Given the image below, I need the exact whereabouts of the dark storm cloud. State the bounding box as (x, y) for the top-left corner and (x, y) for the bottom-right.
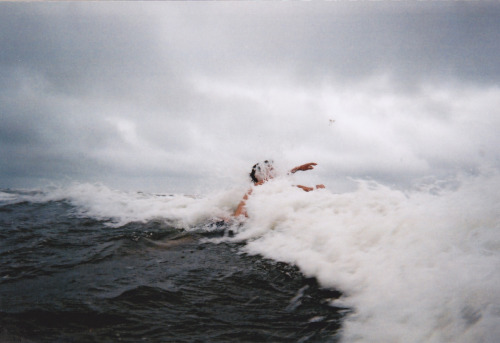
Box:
(2, 2), (499, 105)
(163, 2), (500, 87)
(3, 2), (500, 93)
(1, 2), (499, 192)
(0, 3), (187, 188)
(0, 3), (180, 97)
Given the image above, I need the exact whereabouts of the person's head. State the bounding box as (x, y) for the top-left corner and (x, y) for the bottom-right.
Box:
(250, 160), (275, 184)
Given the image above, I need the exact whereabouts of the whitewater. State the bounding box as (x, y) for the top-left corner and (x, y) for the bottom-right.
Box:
(2, 170), (499, 342)
(239, 173), (500, 343)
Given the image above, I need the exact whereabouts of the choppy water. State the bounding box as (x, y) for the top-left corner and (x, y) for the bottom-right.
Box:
(0, 190), (344, 342)
(1, 172), (500, 342)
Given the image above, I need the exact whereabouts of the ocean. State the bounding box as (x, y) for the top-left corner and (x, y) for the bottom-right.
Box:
(1, 173), (499, 342)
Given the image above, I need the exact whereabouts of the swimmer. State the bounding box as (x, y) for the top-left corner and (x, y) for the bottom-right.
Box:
(233, 160), (325, 217)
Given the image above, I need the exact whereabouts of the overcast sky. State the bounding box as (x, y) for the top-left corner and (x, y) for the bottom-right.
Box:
(1, 2), (499, 193)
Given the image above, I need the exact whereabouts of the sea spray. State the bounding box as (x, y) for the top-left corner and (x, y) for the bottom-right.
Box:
(235, 173), (500, 343)
(24, 182), (243, 228)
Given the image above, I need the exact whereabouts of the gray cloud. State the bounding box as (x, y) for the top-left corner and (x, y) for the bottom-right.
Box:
(156, 2), (500, 86)
(1, 2), (499, 192)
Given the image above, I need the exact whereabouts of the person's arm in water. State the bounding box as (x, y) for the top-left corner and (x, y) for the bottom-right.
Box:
(233, 190), (251, 217)
(234, 182), (325, 217)
(290, 163), (325, 192)
(233, 178), (270, 217)
(296, 184), (325, 192)
(290, 162), (317, 174)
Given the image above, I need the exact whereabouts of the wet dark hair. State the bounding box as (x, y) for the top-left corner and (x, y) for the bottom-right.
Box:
(249, 160), (273, 183)
(250, 164), (259, 183)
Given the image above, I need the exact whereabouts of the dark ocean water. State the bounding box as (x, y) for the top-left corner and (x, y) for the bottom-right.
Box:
(0, 192), (345, 342)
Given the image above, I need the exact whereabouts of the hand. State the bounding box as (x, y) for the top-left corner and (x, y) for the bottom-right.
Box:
(316, 184), (325, 189)
(296, 185), (314, 192)
(291, 162), (317, 173)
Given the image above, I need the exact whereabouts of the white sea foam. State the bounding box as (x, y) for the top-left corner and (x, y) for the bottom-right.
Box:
(20, 171), (500, 342)
(236, 173), (500, 343)
(34, 182), (242, 228)
(0, 191), (19, 205)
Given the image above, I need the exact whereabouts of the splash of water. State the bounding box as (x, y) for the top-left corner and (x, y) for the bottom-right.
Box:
(236, 173), (500, 343)
(6, 171), (499, 342)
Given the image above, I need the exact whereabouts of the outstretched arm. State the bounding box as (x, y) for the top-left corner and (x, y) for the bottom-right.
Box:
(291, 163), (324, 192)
(290, 162), (317, 174)
(296, 184), (325, 192)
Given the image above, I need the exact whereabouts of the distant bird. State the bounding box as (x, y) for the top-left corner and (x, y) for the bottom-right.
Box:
(329, 119), (335, 126)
